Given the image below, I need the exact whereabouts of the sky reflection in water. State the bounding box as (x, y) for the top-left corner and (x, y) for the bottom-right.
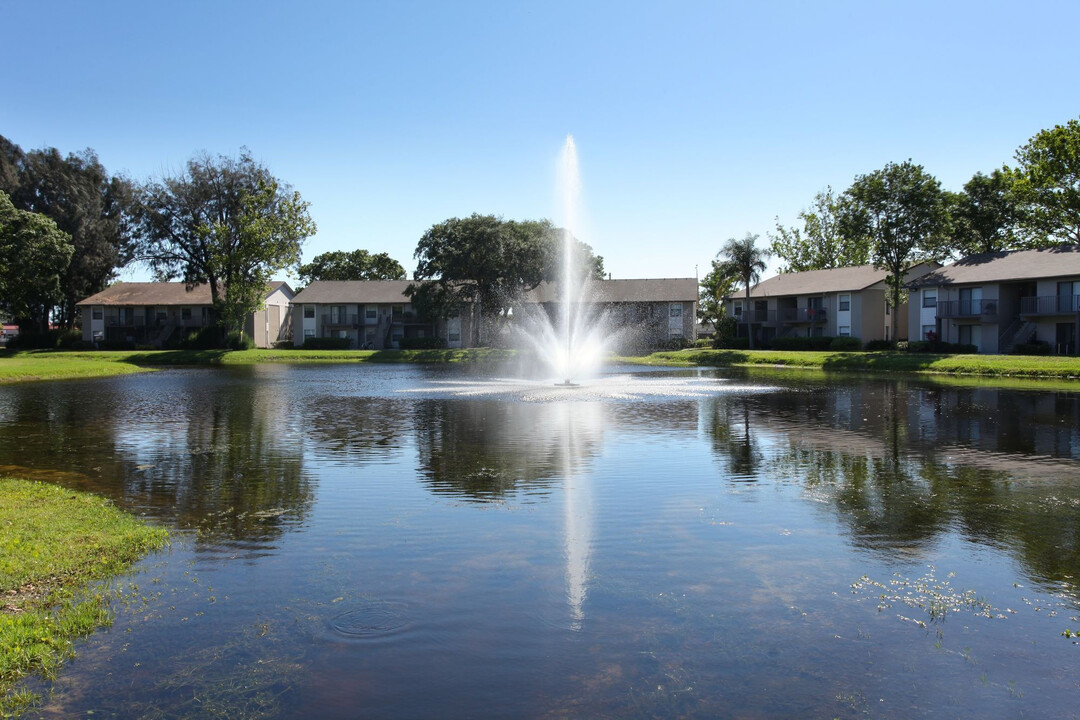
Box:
(2, 365), (1079, 718)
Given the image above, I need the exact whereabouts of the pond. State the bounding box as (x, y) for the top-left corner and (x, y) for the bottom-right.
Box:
(5, 364), (1080, 718)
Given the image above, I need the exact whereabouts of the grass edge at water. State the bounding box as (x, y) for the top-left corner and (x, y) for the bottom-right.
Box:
(0, 478), (169, 715)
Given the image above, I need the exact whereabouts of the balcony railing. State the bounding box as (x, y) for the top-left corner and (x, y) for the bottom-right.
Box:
(1019, 295), (1080, 316)
(734, 309), (775, 324)
(936, 299), (999, 319)
(322, 313), (359, 328)
(781, 307), (828, 323)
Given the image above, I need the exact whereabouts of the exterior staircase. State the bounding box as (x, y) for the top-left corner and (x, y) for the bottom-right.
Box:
(999, 320), (1036, 354)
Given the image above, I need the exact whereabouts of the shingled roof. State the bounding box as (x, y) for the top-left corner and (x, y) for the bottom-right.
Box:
(526, 278), (698, 304)
(730, 262), (938, 299)
(291, 280), (417, 304)
(908, 246), (1080, 287)
(77, 282), (290, 306)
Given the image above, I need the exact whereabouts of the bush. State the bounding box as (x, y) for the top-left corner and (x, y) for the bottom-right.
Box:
(398, 336), (446, 350)
(770, 336), (834, 351)
(715, 336), (749, 349)
(905, 340), (978, 354)
(694, 338), (713, 348)
(179, 326), (223, 349)
(1011, 341), (1051, 355)
(302, 336), (353, 350)
(664, 337), (692, 350)
(7, 328), (83, 349)
(224, 331), (252, 351)
(829, 336), (862, 351)
(864, 339), (896, 352)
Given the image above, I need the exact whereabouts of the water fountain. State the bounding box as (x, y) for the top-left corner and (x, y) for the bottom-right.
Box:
(515, 135), (610, 385)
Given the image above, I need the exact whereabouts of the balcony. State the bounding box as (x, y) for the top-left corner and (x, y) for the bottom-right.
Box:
(936, 299), (998, 320)
(322, 313), (359, 328)
(781, 307), (828, 324)
(1019, 295), (1080, 316)
(733, 309), (776, 324)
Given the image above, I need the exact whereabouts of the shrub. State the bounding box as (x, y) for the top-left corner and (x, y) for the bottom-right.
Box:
(302, 336), (353, 350)
(716, 336), (749, 349)
(399, 336), (445, 350)
(713, 316), (737, 346)
(7, 328), (83, 349)
(664, 337), (692, 350)
(771, 336), (834, 351)
(694, 338), (713, 348)
(1011, 341), (1051, 355)
(829, 336), (862, 351)
(864, 339), (895, 351)
(904, 340), (978, 354)
(180, 327), (217, 349)
(224, 331), (253, 351)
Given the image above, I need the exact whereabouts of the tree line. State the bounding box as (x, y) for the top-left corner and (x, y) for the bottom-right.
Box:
(0, 134), (602, 348)
(700, 116), (1080, 345)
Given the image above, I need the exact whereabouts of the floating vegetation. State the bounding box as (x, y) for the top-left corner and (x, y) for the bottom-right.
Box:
(850, 566), (1001, 628)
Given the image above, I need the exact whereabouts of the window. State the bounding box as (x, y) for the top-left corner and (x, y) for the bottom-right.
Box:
(733, 302), (742, 317)
(838, 294), (850, 312)
(304, 328), (315, 338)
(670, 305), (682, 317)
(885, 303), (890, 315)
(922, 290), (937, 308)
(303, 305), (315, 319)
(958, 325), (972, 345)
(92, 307), (103, 320)
(448, 333), (460, 342)
(181, 307), (192, 320)
(838, 325), (850, 336)
(366, 308), (377, 319)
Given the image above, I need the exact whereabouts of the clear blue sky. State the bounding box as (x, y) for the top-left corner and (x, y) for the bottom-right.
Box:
(3, 0), (1078, 284)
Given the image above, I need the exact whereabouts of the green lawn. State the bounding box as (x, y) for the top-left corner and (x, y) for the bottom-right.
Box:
(628, 348), (1080, 379)
(3, 346), (1080, 384)
(0, 479), (168, 714)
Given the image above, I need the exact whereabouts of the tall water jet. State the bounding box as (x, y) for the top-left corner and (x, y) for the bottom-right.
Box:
(517, 135), (609, 383)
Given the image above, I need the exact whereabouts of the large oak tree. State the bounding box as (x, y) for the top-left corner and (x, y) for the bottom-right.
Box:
(407, 214), (602, 346)
(0, 191), (74, 336)
(839, 160), (948, 343)
(131, 149), (316, 342)
(0, 136), (133, 328)
(298, 249), (406, 285)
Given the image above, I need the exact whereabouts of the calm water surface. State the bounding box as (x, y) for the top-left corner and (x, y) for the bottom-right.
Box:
(4, 364), (1080, 718)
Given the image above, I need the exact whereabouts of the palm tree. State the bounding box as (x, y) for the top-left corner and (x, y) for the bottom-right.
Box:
(718, 233), (770, 349)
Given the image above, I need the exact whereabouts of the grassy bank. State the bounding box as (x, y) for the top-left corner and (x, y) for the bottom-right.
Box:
(0, 347), (514, 383)
(627, 348), (1080, 380)
(0, 479), (168, 714)
(4, 346), (1080, 383)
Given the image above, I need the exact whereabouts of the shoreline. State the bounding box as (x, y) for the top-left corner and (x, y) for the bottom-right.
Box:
(1, 347), (1079, 384)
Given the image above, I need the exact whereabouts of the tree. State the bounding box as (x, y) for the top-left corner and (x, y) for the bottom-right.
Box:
(770, 187), (870, 272)
(945, 169), (1024, 257)
(0, 136), (134, 328)
(1010, 117), (1080, 244)
(715, 233), (769, 349)
(407, 214), (602, 345)
(697, 259), (739, 345)
(0, 191), (74, 336)
(840, 160), (948, 343)
(131, 149), (316, 341)
(298, 249), (406, 284)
